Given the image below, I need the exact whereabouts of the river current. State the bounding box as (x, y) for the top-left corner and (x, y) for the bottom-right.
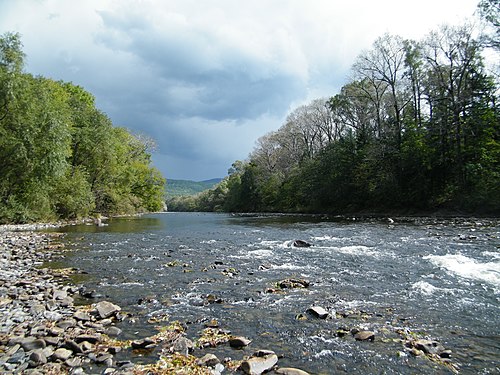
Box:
(51, 212), (499, 374)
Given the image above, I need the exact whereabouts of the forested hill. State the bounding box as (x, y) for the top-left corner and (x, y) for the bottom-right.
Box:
(169, 12), (500, 214)
(166, 179), (222, 197)
(0, 32), (166, 223)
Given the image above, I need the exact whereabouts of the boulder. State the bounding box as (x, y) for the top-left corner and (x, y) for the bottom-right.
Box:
(239, 350), (278, 375)
(95, 301), (121, 319)
(414, 339), (446, 355)
(171, 337), (193, 355)
(293, 240), (312, 248)
(307, 306), (329, 319)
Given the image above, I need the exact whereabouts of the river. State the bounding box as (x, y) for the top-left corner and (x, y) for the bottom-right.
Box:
(50, 212), (500, 374)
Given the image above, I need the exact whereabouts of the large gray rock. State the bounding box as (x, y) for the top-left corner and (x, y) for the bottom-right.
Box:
(307, 306), (329, 319)
(414, 339), (446, 355)
(239, 350), (278, 375)
(171, 337), (193, 355)
(95, 301), (121, 319)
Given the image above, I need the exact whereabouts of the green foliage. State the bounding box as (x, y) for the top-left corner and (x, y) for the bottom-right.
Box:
(0, 32), (165, 223)
(174, 22), (499, 215)
(166, 179), (222, 198)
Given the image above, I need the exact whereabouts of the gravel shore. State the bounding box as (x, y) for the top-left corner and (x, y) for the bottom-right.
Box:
(0, 228), (137, 374)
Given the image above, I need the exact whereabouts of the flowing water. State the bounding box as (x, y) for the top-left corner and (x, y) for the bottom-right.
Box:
(51, 212), (499, 374)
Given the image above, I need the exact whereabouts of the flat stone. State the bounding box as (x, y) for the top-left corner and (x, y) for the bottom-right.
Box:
(56, 319), (77, 330)
(131, 337), (156, 349)
(95, 301), (121, 319)
(51, 348), (73, 361)
(229, 336), (252, 348)
(44, 336), (60, 347)
(414, 339), (445, 355)
(21, 337), (46, 351)
(307, 306), (329, 319)
(73, 311), (92, 321)
(7, 349), (26, 364)
(65, 357), (83, 367)
(354, 330), (375, 341)
(52, 289), (68, 300)
(105, 326), (122, 336)
(196, 353), (220, 367)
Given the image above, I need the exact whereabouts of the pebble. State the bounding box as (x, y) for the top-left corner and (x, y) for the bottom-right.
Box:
(0, 230), (125, 374)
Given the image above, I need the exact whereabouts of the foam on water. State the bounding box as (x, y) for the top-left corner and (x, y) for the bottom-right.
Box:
(410, 280), (440, 295)
(424, 253), (500, 289)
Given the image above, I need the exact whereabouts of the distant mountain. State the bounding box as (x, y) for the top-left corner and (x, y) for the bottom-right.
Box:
(166, 178), (223, 197)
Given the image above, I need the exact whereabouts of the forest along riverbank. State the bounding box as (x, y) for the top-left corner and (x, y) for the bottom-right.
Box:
(0, 228), (314, 375)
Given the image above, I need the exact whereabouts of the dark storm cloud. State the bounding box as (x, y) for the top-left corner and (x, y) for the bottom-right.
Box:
(95, 10), (306, 122)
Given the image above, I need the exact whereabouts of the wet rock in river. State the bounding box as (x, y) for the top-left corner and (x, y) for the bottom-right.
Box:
(229, 336), (252, 348)
(131, 337), (156, 350)
(105, 326), (122, 337)
(292, 240), (312, 248)
(277, 278), (310, 289)
(353, 330), (375, 341)
(239, 350), (278, 374)
(307, 306), (329, 319)
(412, 339), (447, 355)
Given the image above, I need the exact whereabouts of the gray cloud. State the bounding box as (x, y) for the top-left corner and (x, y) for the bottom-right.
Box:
(0, 0), (478, 180)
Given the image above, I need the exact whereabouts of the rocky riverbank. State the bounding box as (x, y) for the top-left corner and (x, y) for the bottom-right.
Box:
(0, 228), (316, 375)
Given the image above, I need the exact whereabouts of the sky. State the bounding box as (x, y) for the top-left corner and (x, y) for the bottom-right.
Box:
(0, 0), (480, 181)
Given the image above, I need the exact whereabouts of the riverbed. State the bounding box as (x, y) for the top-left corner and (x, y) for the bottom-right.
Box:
(49, 212), (500, 374)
